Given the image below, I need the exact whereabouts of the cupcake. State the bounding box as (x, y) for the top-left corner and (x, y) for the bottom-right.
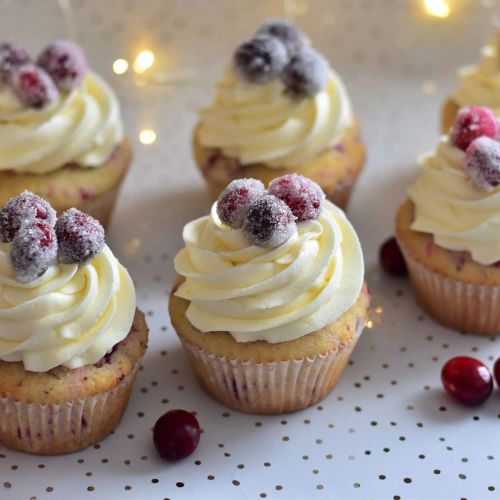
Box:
(193, 19), (365, 210)
(396, 106), (500, 335)
(442, 31), (500, 131)
(0, 40), (131, 227)
(0, 192), (148, 454)
(169, 175), (370, 414)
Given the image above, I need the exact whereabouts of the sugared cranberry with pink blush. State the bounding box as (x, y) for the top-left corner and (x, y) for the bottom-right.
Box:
(451, 106), (498, 151)
(268, 173), (325, 222)
(379, 237), (407, 276)
(55, 208), (104, 264)
(243, 195), (296, 248)
(217, 178), (266, 229)
(153, 409), (200, 461)
(0, 41), (30, 81)
(0, 191), (56, 243)
(465, 136), (500, 191)
(37, 40), (88, 92)
(10, 222), (58, 283)
(10, 64), (59, 109)
(441, 356), (493, 406)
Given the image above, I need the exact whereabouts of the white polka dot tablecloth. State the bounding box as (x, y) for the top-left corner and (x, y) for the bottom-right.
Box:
(1, 0), (500, 499)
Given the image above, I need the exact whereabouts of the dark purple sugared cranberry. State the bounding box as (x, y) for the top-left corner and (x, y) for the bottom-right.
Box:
(243, 195), (296, 248)
(234, 34), (288, 84)
(217, 178), (266, 229)
(465, 136), (500, 191)
(441, 356), (493, 406)
(268, 173), (325, 222)
(280, 49), (328, 99)
(10, 222), (57, 282)
(55, 208), (105, 264)
(0, 41), (30, 81)
(379, 237), (407, 276)
(37, 40), (88, 92)
(494, 358), (500, 387)
(153, 410), (200, 461)
(256, 19), (309, 56)
(10, 64), (59, 109)
(451, 106), (498, 151)
(0, 191), (56, 243)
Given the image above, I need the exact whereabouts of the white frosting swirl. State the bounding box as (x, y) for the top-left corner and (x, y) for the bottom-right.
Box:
(453, 31), (500, 113)
(198, 65), (353, 169)
(174, 201), (364, 343)
(0, 72), (123, 174)
(409, 136), (500, 265)
(0, 245), (136, 372)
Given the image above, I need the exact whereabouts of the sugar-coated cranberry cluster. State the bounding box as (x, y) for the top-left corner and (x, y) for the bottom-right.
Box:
(0, 192), (104, 282)
(451, 106), (500, 191)
(233, 19), (327, 99)
(216, 174), (325, 248)
(0, 40), (87, 109)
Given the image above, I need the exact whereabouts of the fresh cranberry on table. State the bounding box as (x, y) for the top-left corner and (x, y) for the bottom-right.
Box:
(379, 237), (407, 276)
(441, 356), (493, 406)
(153, 410), (200, 461)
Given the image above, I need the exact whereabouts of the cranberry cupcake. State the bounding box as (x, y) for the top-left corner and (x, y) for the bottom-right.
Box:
(442, 31), (500, 131)
(396, 106), (500, 335)
(193, 20), (365, 209)
(0, 41), (131, 227)
(0, 192), (148, 454)
(169, 175), (370, 414)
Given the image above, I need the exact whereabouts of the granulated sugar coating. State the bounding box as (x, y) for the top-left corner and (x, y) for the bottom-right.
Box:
(0, 41), (30, 81)
(216, 178), (266, 229)
(268, 173), (325, 221)
(243, 194), (296, 248)
(451, 106), (498, 151)
(10, 64), (59, 109)
(10, 221), (57, 282)
(55, 208), (105, 264)
(0, 191), (56, 243)
(465, 136), (500, 191)
(256, 19), (309, 57)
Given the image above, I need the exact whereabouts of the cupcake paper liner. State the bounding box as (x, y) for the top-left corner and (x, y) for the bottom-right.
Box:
(399, 243), (500, 335)
(180, 322), (365, 415)
(0, 366), (138, 455)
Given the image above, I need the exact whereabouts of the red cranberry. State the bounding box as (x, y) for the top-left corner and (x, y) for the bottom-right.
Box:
(37, 40), (88, 92)
(451, 106), (498, 151)
(465, 136), (500, 191)
(494, 359), (500, 387)
(243, 195), (296, 248)
(379, 237), (407, 276)
(55, 208), (105, 264)
(441, 356), (493, 406)
(0, 41), (30, 81)
(268, 173), (325, 222)
(153, 410), (200, 461)
(0, 191), (56, 243)
(10, 64), (59, 109)
(10, 222), (58, 283)
(217, 178), (266, 229)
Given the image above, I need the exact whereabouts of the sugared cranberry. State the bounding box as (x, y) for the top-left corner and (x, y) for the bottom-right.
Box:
(10, 222), (57, 282)
(268, 173), (325, 222)
(0, 191), (56, 243)
(55, 208), (105, 264)
(465, 136), (500, 191)
(37, 40), (88, 92)
(256, 19), (309, 56)
(10, 64), (59, 109)
(379, 237), (407, 276)
(441, 356), (493, 406)
(451, 106), (498, 151)
(217, 178), (266, 229)
(243, 195), (296, 248)
(0, 41), (30, 81)
(234, 34), (288, 84)
(153, 410), (200, 461)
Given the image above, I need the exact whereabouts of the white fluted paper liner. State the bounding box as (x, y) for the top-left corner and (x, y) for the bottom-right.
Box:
(181, 322), (364, 415)
(400, 244), (500, 335)
(0, 367), (138, 455)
